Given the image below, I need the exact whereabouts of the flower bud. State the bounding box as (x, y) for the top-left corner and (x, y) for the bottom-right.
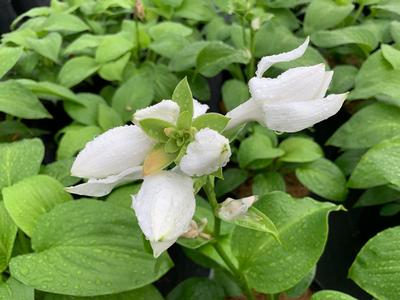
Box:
(217, 196), (258, 221)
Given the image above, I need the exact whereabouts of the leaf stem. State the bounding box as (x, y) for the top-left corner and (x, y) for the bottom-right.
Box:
(204, 176), (256, 300)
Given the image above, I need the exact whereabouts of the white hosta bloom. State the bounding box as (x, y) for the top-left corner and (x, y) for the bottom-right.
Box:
(226, 37), (348, 132)
(66, 125), (154, 197)
(217, 196), (258, 221)
(133, 99), (209, 125)
(180, 128), (231, 176)
(132, 171), (195, 258)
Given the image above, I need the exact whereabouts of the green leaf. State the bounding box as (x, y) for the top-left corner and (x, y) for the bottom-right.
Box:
(98, 53), (130, 82)
(0, 120), (46, 143)
(192, 113), (230, 133)
(335, 149), (366, 176)
(0, 47), (23, 79)
(0, 81), (51, 119)
(26, 33), (62, 63)
(0, 202), (17, 272)
(0, 277), (34, 300)
(222, 206), (280, 238)
(304, 0), (354, 34)
(17, 80), (81, 104)
(43, 13), (89, 33)
(238, 133), (284, 169)
(252, 172), (286, 196)
(0, 138), (44, 190)
(139, 119), (174, 142)
(373, 1), (400, 17)
(329, 65), (358, 94)
(172, 77), (194, 117)
(221, 79), (249, 111)
(232, 192), (338, 294)
(64, 93), (105, 126)
(177, 111), (192, 129)
(149, 34), (189, 59)
(167, 277), (224, 300)
(215, 168), (248, 197)
(328, 103), (400, 149)
(348, 136), (400, 188)
(197, 42), (250, 77)
(95, 34), (133, 64)
(3, 175), (72, 237)
(355, 185), (400, 207)
(173, 0), (215, 21)
(380, 202), (400, 216)
(285, 266), (316, 298)
(311, 21), (388, 51)
(41, 158), (80, 187)
(97, 104), (123, 131)
(9, 200), (172, 296)
(349, 50), (400, 105)
(296, 158), (348, 201)
(169, 41), (209, 72)
(56, 125), (102, 160)
(381, 44), (400, 69)
(42, 285), (164, 300)
(279, 137), (323, 163)
(311, 290), (357, 300)
(349, 226), (400, 299)
(106, 184), (141, 209)
(58, 56), (99, 88)
(149, 22), (192, 40)
(112, 74), (154, 122)
(64, 34), (102, 56)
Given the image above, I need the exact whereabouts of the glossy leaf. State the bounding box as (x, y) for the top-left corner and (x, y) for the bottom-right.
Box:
(172, 77), (193, 117)
(3, 175), (72, 237)
(279, 137), (323, 163)
(192, 113), (230, 133)
(10, 200), (172, 296)
(0, 202), (17, 272)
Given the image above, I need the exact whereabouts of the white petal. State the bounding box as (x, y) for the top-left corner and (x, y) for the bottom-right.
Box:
(71, 125), (154, 179)
(193, 99), (209, 118)
(225, 98), (263, 131)
(132, 171), (195, 257)
(150, 240), (176, 258)
(133, 100), (180, 125)
(180, 128), (231, 176)
(263, 93), (347, 132)
(66, 166), (143, 197)
(250, 64), (331, 103)
(255, 37), (309, 78)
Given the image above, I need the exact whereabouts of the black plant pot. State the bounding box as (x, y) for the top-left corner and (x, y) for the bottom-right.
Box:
(0, 0), (16, 34)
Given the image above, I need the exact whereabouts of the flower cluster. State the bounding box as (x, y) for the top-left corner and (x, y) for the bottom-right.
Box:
(67, 37), (347, 257)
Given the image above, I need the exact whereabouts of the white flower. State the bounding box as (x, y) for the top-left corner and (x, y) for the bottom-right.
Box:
(225, 37), (348, 132)
(217, 196), (258, 221)
(132, 171), (195, 258)
(133, 99), (209, 125)
(179, 128), (231, 176)
(66, 125), (154, 197)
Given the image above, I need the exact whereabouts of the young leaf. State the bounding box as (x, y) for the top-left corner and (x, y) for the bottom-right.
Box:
(0, 47), (23, 79)
(3, 175), (72, 237)
(143, 144), (178, 175)
(58, 56), (99, 88)
(139, 118), (174, 142)
(279, 137), (323, 163)
(192, 113), (230, 133)
(296, 158), (348, 202)
(0, 138), (44, 190)
(177, 111), (192, 129)
(349, 226), (400, 300)
(0, 81), (51, 119)
(172, 77), (194, 117)
(0, 203), (17, 273)
(9, 200), (172, 296)
(26, 33), (62, 63)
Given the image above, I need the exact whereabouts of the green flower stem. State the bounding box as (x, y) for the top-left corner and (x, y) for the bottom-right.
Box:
(204, 176), (256, 300)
